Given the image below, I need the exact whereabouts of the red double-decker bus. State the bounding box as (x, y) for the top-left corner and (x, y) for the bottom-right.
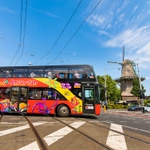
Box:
(0, 64), (101, 117)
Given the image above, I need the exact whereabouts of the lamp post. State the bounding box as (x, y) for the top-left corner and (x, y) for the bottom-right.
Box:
(104, 69), (107, 106)
(28, 62), (31, 65)
(137, 63), (145, 112)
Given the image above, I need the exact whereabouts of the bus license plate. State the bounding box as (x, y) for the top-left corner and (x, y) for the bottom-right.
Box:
(85, 106), (94, 109)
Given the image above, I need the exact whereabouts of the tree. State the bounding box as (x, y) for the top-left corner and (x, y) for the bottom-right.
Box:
(131, 77), (146, 98)
(97, 75), (121, 102)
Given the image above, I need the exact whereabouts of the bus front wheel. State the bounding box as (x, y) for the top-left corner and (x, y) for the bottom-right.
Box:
(57, 105), (70, 117)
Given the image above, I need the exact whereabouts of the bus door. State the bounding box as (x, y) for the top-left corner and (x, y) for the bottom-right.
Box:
(10, 87), (28, 113)
(82, 85), (95, 114)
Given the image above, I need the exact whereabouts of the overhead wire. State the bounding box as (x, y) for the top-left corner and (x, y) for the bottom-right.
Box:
(9, 0), (23, 66)
(32, 0), (83, 65)
(49, 0), (103, 65)
(15, 0), (28, 65)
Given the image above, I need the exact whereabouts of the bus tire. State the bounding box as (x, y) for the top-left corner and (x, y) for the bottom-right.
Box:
(57, 105), (70, 117)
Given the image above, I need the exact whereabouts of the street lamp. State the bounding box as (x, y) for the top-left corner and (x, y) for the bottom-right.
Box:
(28, 62), (31, 65)
(137, 63), (145, 113)
(104, 69), (107, 105)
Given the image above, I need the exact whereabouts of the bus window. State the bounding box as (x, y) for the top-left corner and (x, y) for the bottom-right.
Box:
(42, 89), (54, 99)
(84, 87), (94, 104)
(58, 73), (68, 79)
(20, 87), (28, 103)
(82, 74), (88, 78)
(30, 72), (36, 77)
(0, 70), (12, 77)
(74, 71), (81, 78)
(29, 89), (42, 99)
(11, 87), (19, 104)
(69, 68), (83, 79)
(52, 67), (68, 79)
(68, 73), (73, 79)
(55, 73), (62, 78)
(13, 68), (28, 78)
(0, 88), (10, 99)
(28, 68), (44, 77)
(71, 88), (82, 99)
(42, 89), (66, 100)
(44, 70), (53, 78)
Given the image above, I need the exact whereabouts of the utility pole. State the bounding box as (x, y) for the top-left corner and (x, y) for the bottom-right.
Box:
(104, 69), (107, 105)
(137, 63), (145, 112)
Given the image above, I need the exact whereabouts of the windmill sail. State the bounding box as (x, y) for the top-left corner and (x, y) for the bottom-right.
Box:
(122, 46), (125, 62)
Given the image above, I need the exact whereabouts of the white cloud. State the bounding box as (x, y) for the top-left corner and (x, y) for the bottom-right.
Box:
(146, 76), (150, 80)
(105, 26), (150, 52)
(132, 5), (138, 14)
(98, 30), (111, 37)
(148, 1), (150, 6)
(147, 9), (150, 13)
(119, 13), (125, 21)
(104, 26), (150, 69)
(87, 14), (105, 27)
(31, 8), (64, 20)
(117, 0), (129, 13)
(0, 7), (14, 14)
(137, 42), (150, 55)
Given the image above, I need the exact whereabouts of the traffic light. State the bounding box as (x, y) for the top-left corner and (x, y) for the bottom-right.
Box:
(139, 90), (145, 99)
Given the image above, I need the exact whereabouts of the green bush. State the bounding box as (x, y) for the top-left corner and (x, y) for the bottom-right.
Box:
(108, 104), (128, 109)
(144, 99), (150, 105)
(108, 105), (114, 109)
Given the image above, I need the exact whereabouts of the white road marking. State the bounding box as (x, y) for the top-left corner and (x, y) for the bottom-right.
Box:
(18, 141), (40, 150)
(44, 121), (85, 146)
(106, 123), (127, 150)
(101, 120), (150, 134)
(133, 121), (140, 123)
(18, 121), (85, 149)
(0, 122), (47, 137)
(0, 122), (27, 124)
(88, 120), (99, 123)
(123, 125), (150, 133)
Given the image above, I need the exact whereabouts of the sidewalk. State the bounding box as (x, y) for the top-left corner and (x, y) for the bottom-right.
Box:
(101, 108), (150, 115)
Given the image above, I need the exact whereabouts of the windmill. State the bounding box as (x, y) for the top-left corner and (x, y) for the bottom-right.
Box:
(108, 46), (139, 102)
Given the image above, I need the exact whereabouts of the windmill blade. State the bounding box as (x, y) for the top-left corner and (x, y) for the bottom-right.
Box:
(122, 46), (125, 62)
(107, 61), (122, 65)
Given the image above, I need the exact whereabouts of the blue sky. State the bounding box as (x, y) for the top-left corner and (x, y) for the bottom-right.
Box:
(0, 0), (150, 95)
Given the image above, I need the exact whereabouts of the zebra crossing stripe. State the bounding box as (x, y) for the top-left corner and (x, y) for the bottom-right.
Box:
(106, 123), (127, 150)
(0, 122), (47, 137)
(43, 121), (85, 146)
(17, 121), (85, 149)
(18, 141), (40, 150)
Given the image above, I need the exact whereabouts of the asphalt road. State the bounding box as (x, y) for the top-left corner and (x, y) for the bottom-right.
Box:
(0, 110), (150, 150)
(99, 109), (150, 137)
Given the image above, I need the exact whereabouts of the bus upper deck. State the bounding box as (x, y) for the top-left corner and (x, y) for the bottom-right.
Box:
(0, 64), (96, 81)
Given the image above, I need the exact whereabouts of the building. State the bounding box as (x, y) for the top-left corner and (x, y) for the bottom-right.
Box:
(115, 59), (144, 102)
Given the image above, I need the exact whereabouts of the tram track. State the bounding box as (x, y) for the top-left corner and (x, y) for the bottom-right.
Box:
(1, 113), (150, 150)
(52, 116), (113, 150)
(77, 117), (150, 145)
(0, 112), (48, 150)
(0, 113), (113, 150)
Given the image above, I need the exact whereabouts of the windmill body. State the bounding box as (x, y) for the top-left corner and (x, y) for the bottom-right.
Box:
(115, 59), (139, 101)
(108, 47), (144, 103)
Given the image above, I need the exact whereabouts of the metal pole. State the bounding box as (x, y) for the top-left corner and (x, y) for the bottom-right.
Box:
(104, 69), (107, 108)
(137, 63), (145, 113)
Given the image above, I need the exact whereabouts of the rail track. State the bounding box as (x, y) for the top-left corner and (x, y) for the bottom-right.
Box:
(0, 112), (150, 150)
(0, 112), (48, 150)
(76, 117), (150, 145)
(0, 112), (114, 150)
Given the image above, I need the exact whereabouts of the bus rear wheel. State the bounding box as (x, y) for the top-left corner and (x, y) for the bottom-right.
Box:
(57, 105), (70, 117)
